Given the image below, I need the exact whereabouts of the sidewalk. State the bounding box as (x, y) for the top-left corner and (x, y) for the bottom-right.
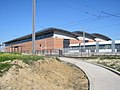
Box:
(59, 57), (120, 90)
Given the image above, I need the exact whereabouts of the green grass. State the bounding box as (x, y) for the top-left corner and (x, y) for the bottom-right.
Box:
(0, 52), (44, 63)
(85, 55), (120, 60)
(0, 63), (11, 76)
(0, 52), (45, 76)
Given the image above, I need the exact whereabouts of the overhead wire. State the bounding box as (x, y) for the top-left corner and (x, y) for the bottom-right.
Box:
(50, 0), (99, 18)
(48, 0), (120, 28)
(86, 23), (120, 30)
(55, 14), (120, 28)
(99, 11), (120, 18)
(36, 0), (120, 36)
(69, 0), (120, 19)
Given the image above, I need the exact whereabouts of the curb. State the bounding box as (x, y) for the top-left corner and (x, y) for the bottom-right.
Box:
(58, 57), (90, 90)
(60, 57), (120, 76)
(90, 62), (120, 76)
(77, 59), (120, 76)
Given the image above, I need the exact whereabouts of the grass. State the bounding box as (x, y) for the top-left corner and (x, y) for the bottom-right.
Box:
(83, 55), (120, 60)
(0, 63), (11, 76)
(86, 56), (120, 72)
(0, 52), (44, 76)
(97, 60), (120, 72)
(0, 52), (44, 63)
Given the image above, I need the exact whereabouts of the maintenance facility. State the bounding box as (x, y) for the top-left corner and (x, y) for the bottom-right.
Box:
(4, 27), (120, 55)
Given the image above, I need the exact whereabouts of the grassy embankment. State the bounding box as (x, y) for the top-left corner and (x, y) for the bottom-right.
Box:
(0, 52), (44, 76)
(86, 55), (120, 72)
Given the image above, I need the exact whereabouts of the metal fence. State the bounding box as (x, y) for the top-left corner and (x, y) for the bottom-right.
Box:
(21, 47), (120, 57)
(32, 42), (120, 57)
(6, 40), (120, 57)
(62, 48), (120, 57)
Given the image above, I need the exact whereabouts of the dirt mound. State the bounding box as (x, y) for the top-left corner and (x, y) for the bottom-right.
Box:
(0, 58), (88, 90)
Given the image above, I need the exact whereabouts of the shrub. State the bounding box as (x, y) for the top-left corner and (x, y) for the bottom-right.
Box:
(0, 63), (11, 76)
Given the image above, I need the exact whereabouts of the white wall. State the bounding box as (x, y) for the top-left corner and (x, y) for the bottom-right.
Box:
(53, 34), (76, 40)
(77, 36), (93, 40)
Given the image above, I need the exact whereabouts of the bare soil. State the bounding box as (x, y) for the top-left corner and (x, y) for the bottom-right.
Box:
(0, 58), (88, 90)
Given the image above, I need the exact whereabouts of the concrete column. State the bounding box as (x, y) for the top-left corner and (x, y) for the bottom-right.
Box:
(96, 42), (99, 52)
(79, 43), (81, 52)
(111, 40), (115, 52)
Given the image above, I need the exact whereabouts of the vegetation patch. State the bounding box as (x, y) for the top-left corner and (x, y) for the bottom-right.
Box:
(0, 52), (44, 76)
(89, 55), (120, 60)
(0, 52), (44, 62)
(0, 63), (11, 76)
(86, 58), (120, 72)
(0, 58), (88, 90)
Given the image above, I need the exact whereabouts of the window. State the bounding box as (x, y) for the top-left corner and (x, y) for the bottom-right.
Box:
(36, 32), (53, 40)
(85, 40), (89, 42)
(39, 44), (41, 47)
(5, 32), (53, 46)
(115, 44), (120, 49)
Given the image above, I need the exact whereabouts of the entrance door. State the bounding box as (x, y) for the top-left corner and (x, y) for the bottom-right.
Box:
(63, 39), (70, 48)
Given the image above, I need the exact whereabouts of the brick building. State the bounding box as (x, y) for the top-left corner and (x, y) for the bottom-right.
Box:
(4, 27), (111, 54)
(4, 28), (79, 53)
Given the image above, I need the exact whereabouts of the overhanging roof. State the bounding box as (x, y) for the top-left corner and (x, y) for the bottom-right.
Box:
(4, 27), (78, 44)
(91, 33), (111, 41)
(72, 31), (95, 40)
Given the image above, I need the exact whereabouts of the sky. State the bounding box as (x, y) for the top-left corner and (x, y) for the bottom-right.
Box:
(0, 0), (120, 44)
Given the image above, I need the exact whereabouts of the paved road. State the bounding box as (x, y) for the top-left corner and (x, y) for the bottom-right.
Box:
(59, 57), (120, 90)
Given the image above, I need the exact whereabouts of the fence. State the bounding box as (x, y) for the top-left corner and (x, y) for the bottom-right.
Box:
(21, 47), (120, 57)
(62, 48), (120, 57)
(8, 40), (120, 57)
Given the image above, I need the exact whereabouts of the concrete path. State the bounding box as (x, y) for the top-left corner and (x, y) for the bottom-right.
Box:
(59, 57), (120, 90)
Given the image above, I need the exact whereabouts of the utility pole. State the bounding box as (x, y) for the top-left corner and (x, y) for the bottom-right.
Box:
(32, 0), (36, 54)
(83, 30), (85, 52)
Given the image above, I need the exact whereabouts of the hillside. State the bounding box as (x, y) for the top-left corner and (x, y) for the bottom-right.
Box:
(0, 58), (88, 90)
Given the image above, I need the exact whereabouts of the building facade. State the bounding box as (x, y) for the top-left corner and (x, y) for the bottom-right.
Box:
(4, 28), (79, 53)
(4, 27), (112, 54)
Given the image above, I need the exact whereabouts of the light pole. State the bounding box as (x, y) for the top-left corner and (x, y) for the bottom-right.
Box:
(83, 30), (85, 52)
(32, 0), (36, 54)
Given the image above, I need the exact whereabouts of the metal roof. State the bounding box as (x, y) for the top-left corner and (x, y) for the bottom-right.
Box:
(4, 27), (78, 44)
(72, 31), (95, 40)
(91, 33), (111, 41)
(4, 28), (111, 44)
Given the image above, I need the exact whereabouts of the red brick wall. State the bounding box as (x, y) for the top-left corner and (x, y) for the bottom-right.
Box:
(54, 38), (63, 49)
(70, 39), (79, 44)
(5, 37), (81, 53)
(35, 38), (54, 50)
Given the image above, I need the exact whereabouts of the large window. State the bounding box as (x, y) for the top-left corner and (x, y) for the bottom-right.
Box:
(99, 44), (111, 49)
(36, 32), (53, 40)
(5, 32), (53, 46)
(115, 44), (120, 52)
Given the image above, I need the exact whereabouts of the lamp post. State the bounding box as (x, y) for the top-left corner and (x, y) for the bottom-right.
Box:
(83, 30), (85, 52)
(32, 0), (36, 54)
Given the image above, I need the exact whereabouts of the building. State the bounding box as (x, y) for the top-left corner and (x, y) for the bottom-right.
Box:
(4, 27), (113, 54)
(4, 28), (79, 53)
(69, 40), (120, 53)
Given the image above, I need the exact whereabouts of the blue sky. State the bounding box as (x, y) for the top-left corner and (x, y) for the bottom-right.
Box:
(0, 0), (120, 43)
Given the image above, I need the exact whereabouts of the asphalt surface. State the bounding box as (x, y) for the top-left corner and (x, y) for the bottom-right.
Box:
(59, 57), (120, 90)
